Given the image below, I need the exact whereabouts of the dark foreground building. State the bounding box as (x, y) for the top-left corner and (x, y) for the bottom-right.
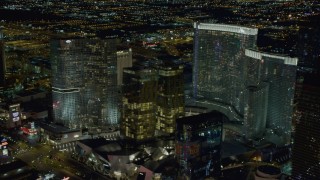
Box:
(176, 111), (226, 179)
(0, 28), (5, 87)
(0, 159), (37, 180)
(292, 74), (320, 179)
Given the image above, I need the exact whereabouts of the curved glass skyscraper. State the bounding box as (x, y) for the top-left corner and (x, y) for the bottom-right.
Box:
(193, 23), (297, 145)
(193, 23), (258, 118)
(245, 49), (297, 145)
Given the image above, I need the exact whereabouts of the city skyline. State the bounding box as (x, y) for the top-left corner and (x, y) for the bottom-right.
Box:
(0, 1), (319, 179)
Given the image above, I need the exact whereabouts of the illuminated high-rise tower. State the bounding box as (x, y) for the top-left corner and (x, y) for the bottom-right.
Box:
(156, 58), (185, 135)
(120, 65), (158, 141)
(121, 58), (185, 140)
(117, 48), (133, 86)
(245, 49), (298, 145)
(51, 39), (119, 129)
(0, 27), (5, 87)
(193, 23), (258, 117)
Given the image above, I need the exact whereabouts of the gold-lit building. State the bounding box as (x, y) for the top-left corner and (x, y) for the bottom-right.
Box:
(121, 59), (185, 141)
(121, 65), (158, 141)
(156, 60), (184, 134)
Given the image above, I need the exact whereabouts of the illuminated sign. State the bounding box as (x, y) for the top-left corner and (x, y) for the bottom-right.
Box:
(21, 127), (37, 135)
(9, 104), (21, 122)
(176, 143), (200, 158)
(12, 110), (20, 121)
(0, 138), (8, 156)
(2, 148), (8, 156)
(13, 112), (19, 117)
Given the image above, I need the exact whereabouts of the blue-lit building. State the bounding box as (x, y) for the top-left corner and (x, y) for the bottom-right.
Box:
(245, 49), (298, 145)
(192, 23), (297, 145)
(193, 23), (258, 117)
(175, 111), (225, 179)
(51, 39), (119, 129)
(243, 84), (269, 139)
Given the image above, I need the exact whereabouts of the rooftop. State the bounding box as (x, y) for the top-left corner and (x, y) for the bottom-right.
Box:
(176, 110), (225, 126)
(194, 22), (258, 35)
(39, 122), (80, 134)
(245, 49), (298, 66)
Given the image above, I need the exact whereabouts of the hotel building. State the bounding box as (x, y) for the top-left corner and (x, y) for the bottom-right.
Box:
(193, 23), (258, 118)
(51, 39), (119, 129)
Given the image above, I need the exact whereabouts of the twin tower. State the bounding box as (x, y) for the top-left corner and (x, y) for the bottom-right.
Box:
(193, 23), (297, 145)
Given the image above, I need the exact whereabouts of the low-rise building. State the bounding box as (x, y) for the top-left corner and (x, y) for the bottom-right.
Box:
(39, 122), (81, 144)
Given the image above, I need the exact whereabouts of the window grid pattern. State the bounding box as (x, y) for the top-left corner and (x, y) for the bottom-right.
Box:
(193, 27), (257, 117)
(51, 39), (119, 129)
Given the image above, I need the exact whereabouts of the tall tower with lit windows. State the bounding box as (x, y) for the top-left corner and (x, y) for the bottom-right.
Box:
(245, 49), (298, 145)
(193, 22), (258, 118)
(156, 58), (185, 135)
(120, 65), (158, 141)
(117, 48), (133, 86)
(51, 39), (119, 129)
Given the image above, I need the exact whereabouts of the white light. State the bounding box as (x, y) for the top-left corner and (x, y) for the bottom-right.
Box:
(66, 40), (71, 43)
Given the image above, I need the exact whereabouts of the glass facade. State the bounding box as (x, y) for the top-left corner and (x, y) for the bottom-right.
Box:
(176, 111), (225, 179)
(156, 62), (185, 134)
(51, 39), (119, 129)
(193, 23), (258, 117)
(245, 49), (297, 145)
(121, 60), (185, 140)
(121, 66), (158, 141)
(244, 84), (269, 139)
(116, 49), (133, 86)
